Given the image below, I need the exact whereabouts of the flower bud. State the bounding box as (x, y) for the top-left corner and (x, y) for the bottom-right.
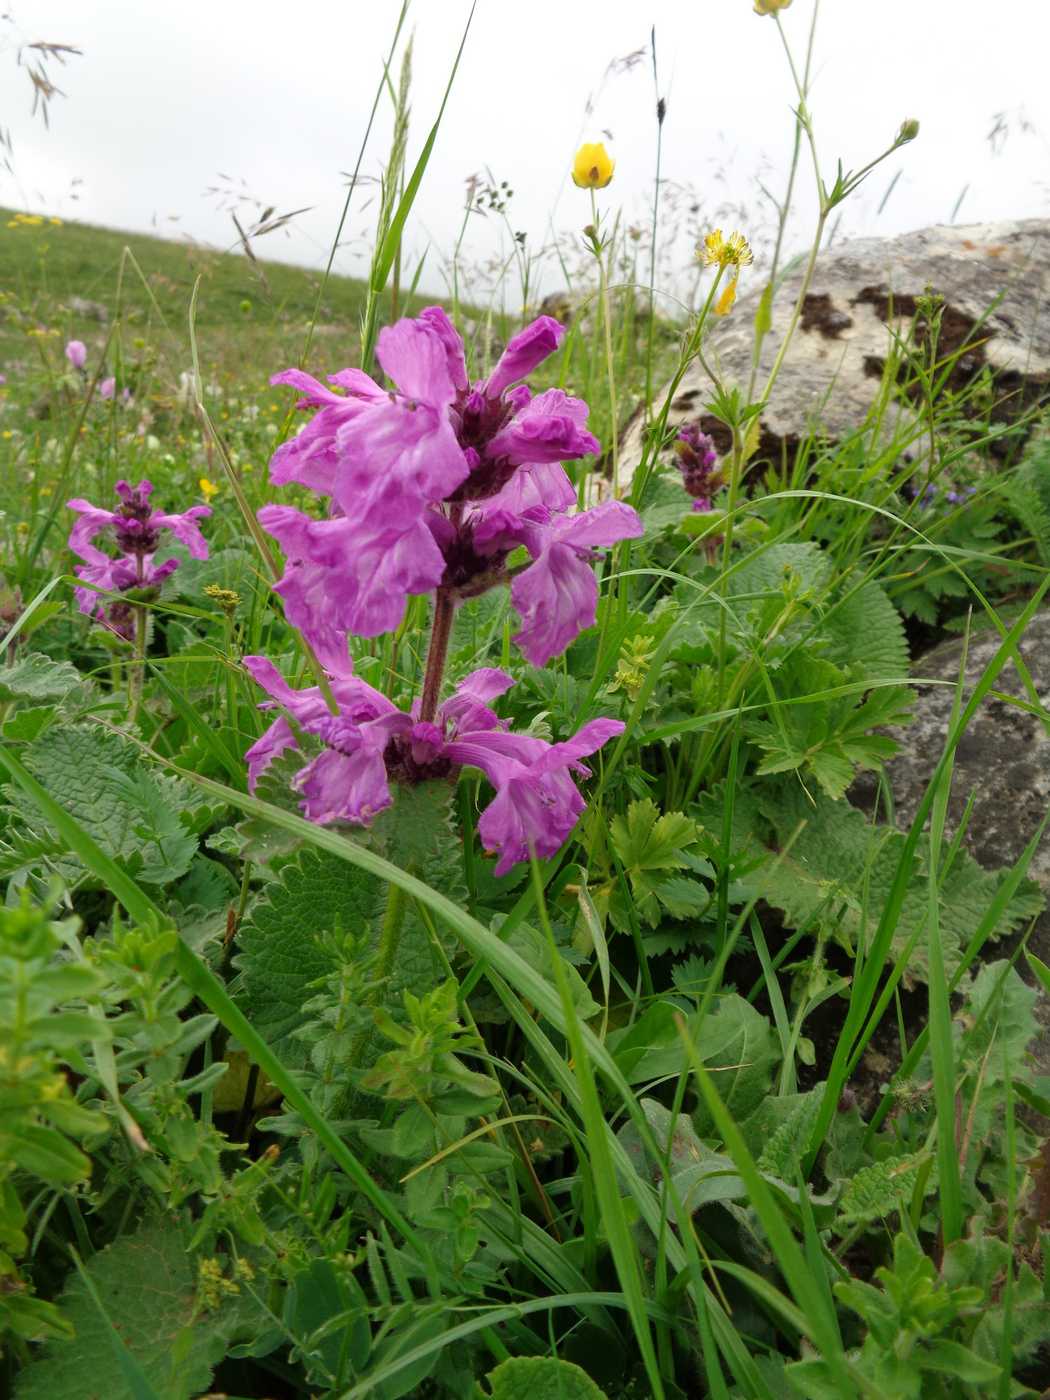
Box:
(897, 118), (920, 143)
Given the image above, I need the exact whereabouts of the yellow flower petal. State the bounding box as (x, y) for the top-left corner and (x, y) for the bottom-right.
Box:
(199, 477), (219, 500)
(714, 275), (739, 317)
(572, 142), (615, 189)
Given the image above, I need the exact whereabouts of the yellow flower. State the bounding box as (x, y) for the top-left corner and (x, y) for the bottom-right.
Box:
(700, 229), (754, 270)
(49, 216), (62, 226)
(199, 477), (219, 500)
(571, 142), (615, 190)
(754, 0), (792, 13)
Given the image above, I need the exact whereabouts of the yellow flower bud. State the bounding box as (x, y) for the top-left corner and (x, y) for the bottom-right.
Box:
(754, 0), (792, 12)
(572, 142), (615, 190)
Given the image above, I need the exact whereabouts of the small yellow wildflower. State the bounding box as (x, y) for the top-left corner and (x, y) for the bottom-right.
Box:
(700, 229), (754, 271)
(700, 230), (753, 316)
(50, 216), (62, 225)
(571, 142), (615, 190)
(199, 477), (219, 500)
(754, 0), (792, 13)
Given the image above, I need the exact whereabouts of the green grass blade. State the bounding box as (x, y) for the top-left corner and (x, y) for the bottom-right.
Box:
(867, 810), (1050, 1140)
(359, 2), (476, 368)
(529, 859), (665, 1399)
(676, 1016), (858, 1396)
(171, 931), (437, 1288)
(147, 658), (245, 786)
(925, 627), (967, 1245)
(338, 1290), (673, 1400)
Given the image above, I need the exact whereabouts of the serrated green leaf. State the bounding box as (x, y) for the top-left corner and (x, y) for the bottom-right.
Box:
(692, 995), (780, 1132)
(756, 1090), (824, 1181)
(836, 1152), (933, 1225)
(730, 541), (833, 603)
(653, 875), (711, 919)
(171, 546), (259, 603)
(235, 848), (385, 1065)
(236, 785), (461, 1066)
(14, 1223), (258, 1400)
(611, 798), (697, 874)
(697, 780), (1043, 984)
(2, 705), (57, 741)
(0, 652), (83, 705)
(19, 726), (198, 886)
(823, 579), (910, 682)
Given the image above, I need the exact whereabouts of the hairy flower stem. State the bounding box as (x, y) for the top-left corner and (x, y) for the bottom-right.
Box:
(418, 587), (457, 724)
(591, 189), (620, 497)
(128, 603), (147, 724)
(128, 553), (147, 725)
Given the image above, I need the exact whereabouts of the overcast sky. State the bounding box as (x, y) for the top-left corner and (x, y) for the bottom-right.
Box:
(3, 1), (1049, 306)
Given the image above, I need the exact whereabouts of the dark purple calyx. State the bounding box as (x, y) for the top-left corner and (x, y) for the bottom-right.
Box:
(384, 723), (455, 785)
(113, 479), (161, 555)
(438, 517), (509, 598)
(446, 389), (520, 503)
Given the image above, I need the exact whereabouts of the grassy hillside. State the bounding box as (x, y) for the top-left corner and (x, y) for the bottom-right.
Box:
(0, 208), (390, 371)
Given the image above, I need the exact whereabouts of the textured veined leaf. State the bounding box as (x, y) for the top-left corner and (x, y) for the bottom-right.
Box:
(836, 1152), (934, 1225)
(14, 1223), (260, 1400)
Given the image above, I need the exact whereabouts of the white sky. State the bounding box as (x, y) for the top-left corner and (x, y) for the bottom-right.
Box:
(3, 1), (1049, 307)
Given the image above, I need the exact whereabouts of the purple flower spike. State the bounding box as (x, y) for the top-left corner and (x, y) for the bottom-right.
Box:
(263, 306), (602, 644)
(673, 423), (723, 510)
(268, 367), (387, 494)
(65, 340), (87, 370)
(242, 656), (622, 873)
(66, 480), (210, 634)
(100, 376), (116, 400)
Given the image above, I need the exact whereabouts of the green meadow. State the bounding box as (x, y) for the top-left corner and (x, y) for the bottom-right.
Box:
(2, 5), (1049, 1397)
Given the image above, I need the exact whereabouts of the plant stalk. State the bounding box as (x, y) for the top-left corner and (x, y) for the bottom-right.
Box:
(419, 586), (457, 724)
